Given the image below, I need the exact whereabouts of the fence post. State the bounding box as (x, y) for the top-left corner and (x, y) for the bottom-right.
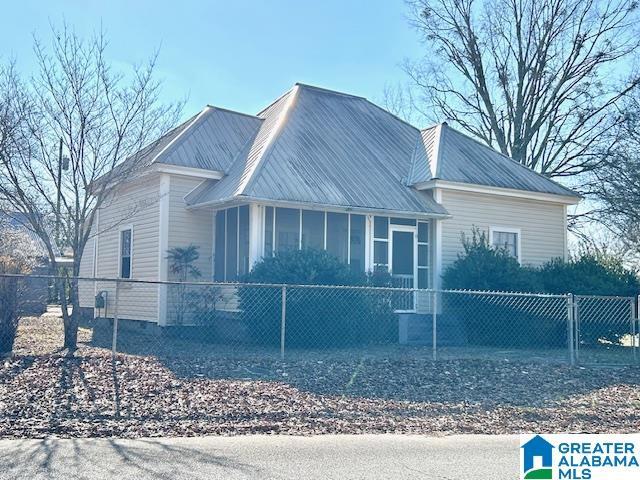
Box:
(634, 296), (639, 364)
(280, 286), (286, 360)
(567, 293), (575, 366)
(432, 290), (438, 361)
(111, 280), (120, 357)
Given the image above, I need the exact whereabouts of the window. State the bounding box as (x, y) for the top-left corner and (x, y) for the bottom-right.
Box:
(264, 206), (274, 257)
(417, 221), (430, 288)
(119, 228), (132, 279)
(238, 205), (250, 276)
(373, 216), (389, 270)
(490, 227), (520, 260)
(275, 207), (300, 252)
(214, 211), (226, 281)
(349, 214), (366, 272)
(326, 212), (348, 262)
(302, 210), (324, 250)
(226, 207), (238, 280)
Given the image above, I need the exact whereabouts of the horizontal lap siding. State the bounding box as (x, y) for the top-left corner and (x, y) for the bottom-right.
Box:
(78, 237), (95, 308)
(93, 176), (161, 322)
(440, 190), (565, 270)
(167, 176), (213, 280)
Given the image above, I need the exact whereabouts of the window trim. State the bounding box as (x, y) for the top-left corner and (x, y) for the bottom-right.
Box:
(118, 225), (134, 279)
(489, 226), (521, 263)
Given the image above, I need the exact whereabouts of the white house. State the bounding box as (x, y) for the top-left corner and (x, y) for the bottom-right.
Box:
(79, 83), (580, 323)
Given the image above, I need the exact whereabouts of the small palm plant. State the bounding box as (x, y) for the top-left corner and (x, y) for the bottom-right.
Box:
(166, 245), (201, 324)
(167, 245), (201, 282)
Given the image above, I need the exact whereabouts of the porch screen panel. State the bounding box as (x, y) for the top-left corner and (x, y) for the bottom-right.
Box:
(238, 205), (250, 276)
(302, 210), (324, 250)
(373, 216), (389, 271)
(349, 214), (365, 272)
(275, 207), (299, 252)
(417, 220), (430, 289)
(214, 210), (226, 281)
(226, 207), (238, 280)
(326, 212), (348, 263)
(264, 206), (274, 257)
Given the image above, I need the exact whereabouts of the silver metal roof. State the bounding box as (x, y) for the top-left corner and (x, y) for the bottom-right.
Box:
(410, 123), (580, 198)
(186, 84), (449, 216)
(117, 83), (579, 213)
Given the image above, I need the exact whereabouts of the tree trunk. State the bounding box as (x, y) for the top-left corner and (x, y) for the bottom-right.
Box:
(0, 277), (19, 356)
(59, 277), (80, 352)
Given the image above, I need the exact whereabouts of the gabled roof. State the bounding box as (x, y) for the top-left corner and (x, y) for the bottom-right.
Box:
(185, 84), (449, 216)
(409, 123), (580, 198)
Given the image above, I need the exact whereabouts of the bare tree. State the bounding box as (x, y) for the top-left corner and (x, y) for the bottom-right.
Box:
(592, 90), (640, 257)
(380, 82), (422, 124)
(405, 0), (640, 181)
(0, 25), (181, 351)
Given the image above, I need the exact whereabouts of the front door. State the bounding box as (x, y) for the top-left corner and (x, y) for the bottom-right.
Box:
(390, 227), (416, 311)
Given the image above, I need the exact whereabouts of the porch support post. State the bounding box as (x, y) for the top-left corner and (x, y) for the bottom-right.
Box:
(432, 188), (443, 290)
(365, 214), (373, 271)
(249, 203), (263, 269)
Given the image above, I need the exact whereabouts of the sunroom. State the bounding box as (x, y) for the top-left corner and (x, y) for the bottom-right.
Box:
(210, 203), (434, 312)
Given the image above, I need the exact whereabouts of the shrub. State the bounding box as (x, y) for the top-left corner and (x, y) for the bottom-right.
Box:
(442, 230), (640, 348)
(0, 226), (41, 356)
(239, 249), (396, 347)
(442, 229), (540, 292)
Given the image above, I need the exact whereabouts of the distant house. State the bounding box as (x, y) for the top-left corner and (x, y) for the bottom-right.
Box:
(0, 212), (51, 315)
(78, 83), (580, 324)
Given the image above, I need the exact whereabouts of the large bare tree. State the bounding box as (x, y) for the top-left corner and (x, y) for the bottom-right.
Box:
(591, 89), (640, 256)
(0, 26), (180, 351)
(405, 0), (640, 181)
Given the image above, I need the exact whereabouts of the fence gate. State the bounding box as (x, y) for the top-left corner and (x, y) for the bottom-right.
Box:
(574, 295), (639, 365)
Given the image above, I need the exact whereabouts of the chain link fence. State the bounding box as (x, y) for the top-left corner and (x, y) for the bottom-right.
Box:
(2, 274), (639, 365)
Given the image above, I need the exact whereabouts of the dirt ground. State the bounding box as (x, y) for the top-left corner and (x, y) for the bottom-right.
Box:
(1, 314), (639, 438)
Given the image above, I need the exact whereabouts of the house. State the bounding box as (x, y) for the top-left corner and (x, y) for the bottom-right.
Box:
(78, 83), (580, 325)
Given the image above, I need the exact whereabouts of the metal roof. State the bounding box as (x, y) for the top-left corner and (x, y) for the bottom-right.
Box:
(113, 83), (579, 212)
(186, 84), (449, 216)
(410, 123), (580, 198)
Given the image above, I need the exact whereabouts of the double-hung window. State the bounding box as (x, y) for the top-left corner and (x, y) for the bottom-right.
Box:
(490, 227), (520, 261)
(119, 228), (132, 279)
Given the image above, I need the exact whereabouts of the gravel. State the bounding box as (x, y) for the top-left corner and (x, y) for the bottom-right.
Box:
(1, 315), (639, 438)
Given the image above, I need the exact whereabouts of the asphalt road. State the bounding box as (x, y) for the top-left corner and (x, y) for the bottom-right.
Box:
(0, 434), (519, 479)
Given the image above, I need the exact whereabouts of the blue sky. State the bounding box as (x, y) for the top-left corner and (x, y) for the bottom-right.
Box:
(1, 0), (423, 118)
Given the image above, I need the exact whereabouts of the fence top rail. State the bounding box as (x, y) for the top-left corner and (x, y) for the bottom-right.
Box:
(0, 273), (419, 293)
(439, 288), (569, 299)
(574, 294), (637, 301)
(0, 273), (616, 300)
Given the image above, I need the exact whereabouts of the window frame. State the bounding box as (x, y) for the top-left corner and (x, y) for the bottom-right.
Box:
(489, 226), (521, 263)
(118, 225), (134, 279)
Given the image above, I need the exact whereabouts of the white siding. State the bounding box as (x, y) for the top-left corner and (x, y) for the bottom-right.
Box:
(440, 189), (566, 270)
(77, 236), (95, 308)
(91, 175), (161, 322)
(167, 176), (213, 279)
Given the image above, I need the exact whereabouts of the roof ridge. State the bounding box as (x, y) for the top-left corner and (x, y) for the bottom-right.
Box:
(151, 106), (212, 164)
(236, 85), (301, 196)
(294, 82), (367, 100)
(206, 105), (261, 119)
(256, 86), (296, 117)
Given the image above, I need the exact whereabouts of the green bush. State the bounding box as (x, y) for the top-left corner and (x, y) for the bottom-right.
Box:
(442, 229), (541, 292)
(442, 231), (640, 347)
(238, 249), (396, 347)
